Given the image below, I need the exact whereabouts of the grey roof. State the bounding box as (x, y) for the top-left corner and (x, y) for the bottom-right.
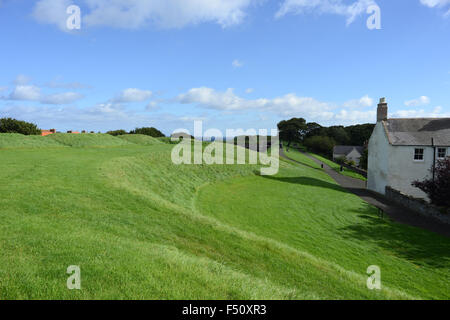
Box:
(333, 145), (364, 156)
(383, 118), (450, 146)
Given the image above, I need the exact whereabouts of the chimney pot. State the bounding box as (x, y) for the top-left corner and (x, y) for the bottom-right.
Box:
(377, 97), (388, 122)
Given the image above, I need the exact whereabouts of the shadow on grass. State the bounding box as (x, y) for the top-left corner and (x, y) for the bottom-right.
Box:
(259, 174), (348, 193)
(341, 203), (450, 268)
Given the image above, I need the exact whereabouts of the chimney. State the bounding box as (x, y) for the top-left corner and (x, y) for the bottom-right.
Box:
(377, 97), (388, 122)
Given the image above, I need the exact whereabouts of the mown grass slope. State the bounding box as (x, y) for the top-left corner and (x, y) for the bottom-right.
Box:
(117, 134), (164, 145)
(0, 133), (65, 149)
(0, 133), (448, 299)
(47, 133), (132, 147)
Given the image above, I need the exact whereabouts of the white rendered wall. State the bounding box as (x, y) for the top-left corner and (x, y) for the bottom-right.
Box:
(368, 122), (390, 195)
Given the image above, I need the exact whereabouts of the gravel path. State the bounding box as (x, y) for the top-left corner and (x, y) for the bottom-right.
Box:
(280, 148), (450, 238)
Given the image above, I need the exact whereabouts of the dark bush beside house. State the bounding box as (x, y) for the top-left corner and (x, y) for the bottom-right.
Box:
(106, 129), (127, 136)
(412, 158), (450, 208)
(131, 127), (165, 138)
(0, 118), (41, 135)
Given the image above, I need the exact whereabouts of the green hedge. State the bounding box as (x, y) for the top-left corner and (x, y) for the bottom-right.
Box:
(0, 118), (41, 135)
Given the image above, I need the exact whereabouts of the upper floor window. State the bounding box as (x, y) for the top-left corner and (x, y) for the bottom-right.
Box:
(437, 148), (447, 159)
(414, 148), (424, 161)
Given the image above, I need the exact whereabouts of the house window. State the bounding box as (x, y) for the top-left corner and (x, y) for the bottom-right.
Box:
(437, 148), (447, 159)
(414, 148), (424, 161)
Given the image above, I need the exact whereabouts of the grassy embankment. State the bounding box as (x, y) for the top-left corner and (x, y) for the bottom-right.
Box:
(0, 133), (448, 299)
(308, 153), (367, 181)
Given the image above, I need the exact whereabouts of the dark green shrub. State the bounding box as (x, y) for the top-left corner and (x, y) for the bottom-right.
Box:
(131, 127), (165, 137)
(106, 129), (127, 136)
(0, 118), (41, 135)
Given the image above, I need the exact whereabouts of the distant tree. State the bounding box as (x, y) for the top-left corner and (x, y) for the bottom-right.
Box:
(277, 118), (306, 147)
(277, 118), (375, 151)
(106, 129), (127, 136)
(304, 122), (322, 137)
(131, 127), (165, 137)
(412, 158), (450, 208)
(0, 118), (41, 135)
(304, 135), (336, 157)
(327, 126), (351, 145)
(344, 124), (375, 146)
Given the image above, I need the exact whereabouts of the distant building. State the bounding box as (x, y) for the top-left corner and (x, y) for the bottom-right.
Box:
(333, 146), (364, 166)
(367, 98), (450, 200)
(41, 129), (56, 136)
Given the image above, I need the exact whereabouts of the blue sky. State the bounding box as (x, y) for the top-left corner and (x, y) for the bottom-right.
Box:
(1, 0), (450, 135)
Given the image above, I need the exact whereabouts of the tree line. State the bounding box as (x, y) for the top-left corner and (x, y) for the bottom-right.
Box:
(0, 118), (42, 135)
(277, 117), (375, 167)
(106, 127), (165, 137)
(0, 118), (166, 139)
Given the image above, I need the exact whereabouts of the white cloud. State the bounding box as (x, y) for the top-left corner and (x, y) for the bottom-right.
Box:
(32, 0), (72, 31)
(146, 101), (160, 111)
(232, 59), (244, 68)
(404, 96), (430, 107)
(342, 95), (374, 108)
(178, 116), (208, 122)
(0, 102), (195, 134)
(45, 79), (91, 89)
(40, 92), (84, 104)
(178, 87), (252, 110)
(420, 0), (450, 16)
(335, 109), (376, 122)
(33, 0), (259, 31)
(4, 83), (84, 105)
(276, 0), (376, 25)
(14, 74), (32, 85)
(113, 88), (153, 103)
(420, 0), (450, 8)
(177, 87), (375, 124)
(0, 102), (135, 132)
(9, 85), (42, 101)
(245, 88), (254, 94)
(391, 106), (450, 118)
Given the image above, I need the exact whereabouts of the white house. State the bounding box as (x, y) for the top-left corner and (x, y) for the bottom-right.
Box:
(367, 98), (450, 200)
(333, 146), (364, 166)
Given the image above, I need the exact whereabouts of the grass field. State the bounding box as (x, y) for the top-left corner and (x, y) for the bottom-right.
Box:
(47, 133), (132, 147)
(117, 134), (164, 145)
(0, 133), (65, 149)
(282, 146), (322, 169)
(0, 133), (449, 299)
(308, 153), (367, 181)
